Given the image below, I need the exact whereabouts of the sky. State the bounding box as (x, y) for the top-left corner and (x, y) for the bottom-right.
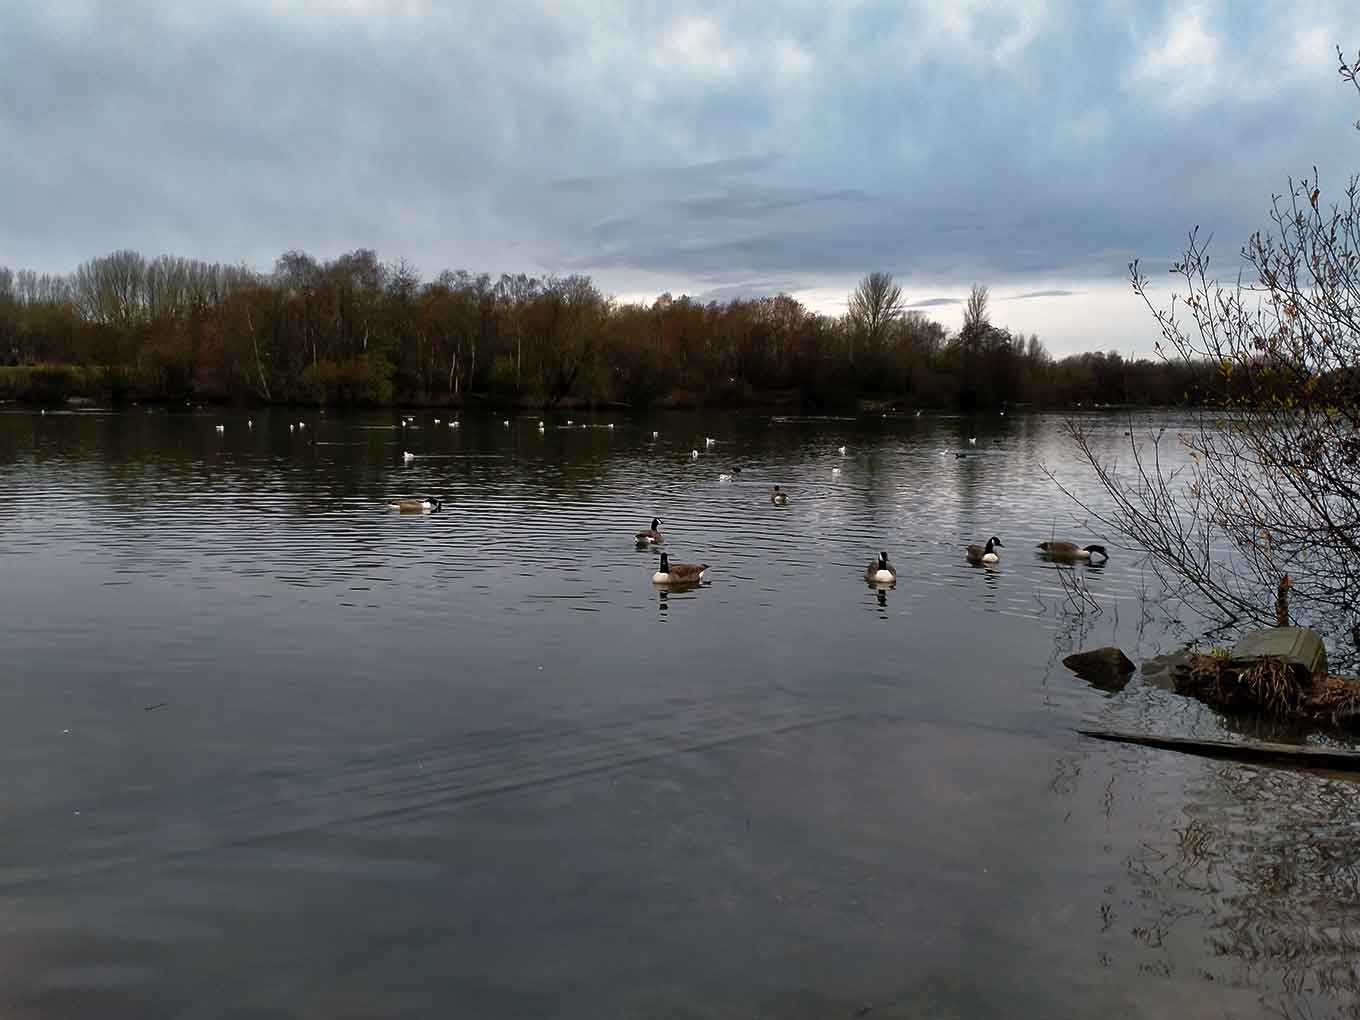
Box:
(1, 0), (1356, 355)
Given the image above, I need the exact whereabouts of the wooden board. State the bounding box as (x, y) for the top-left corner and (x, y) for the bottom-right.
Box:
(1079, 729), (1360, 772)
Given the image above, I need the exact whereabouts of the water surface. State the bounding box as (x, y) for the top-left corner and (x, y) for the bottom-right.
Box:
(1, 408), (1356, 1018)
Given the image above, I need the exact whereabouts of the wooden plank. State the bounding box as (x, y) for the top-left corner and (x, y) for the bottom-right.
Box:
(1079, 729), (1360, 772)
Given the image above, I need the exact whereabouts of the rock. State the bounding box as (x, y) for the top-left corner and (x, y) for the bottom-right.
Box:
(1063, 647), (1136, 692)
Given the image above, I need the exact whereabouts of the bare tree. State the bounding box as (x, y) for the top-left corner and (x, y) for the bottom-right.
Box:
(962, 283), (990, 335)
(847, 271), (904, 362)
(1061, 48), (1360, 640)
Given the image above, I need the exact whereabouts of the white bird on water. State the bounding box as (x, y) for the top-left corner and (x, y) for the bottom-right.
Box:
(719, 473), (732, 482)
(247, 420), (253, 428)
(652, 431), (659, 439)
(832, 467), (841, 477)
(838, 445), (847, 456)
(691, 449), (700, 459)
(289, 424), (295, 433)
(403, 451), (415, 463)
(968, 437), (977, 445)
(215, 425), (225, 433)
(705, 437), (716, 447)
(450, 420), (459, 428)
(502, 419), (510, 427)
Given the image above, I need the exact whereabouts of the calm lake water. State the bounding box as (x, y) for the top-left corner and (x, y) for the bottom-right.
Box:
(1, 408), (1357, 1019)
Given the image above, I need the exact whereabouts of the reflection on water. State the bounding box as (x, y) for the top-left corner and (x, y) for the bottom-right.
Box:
(0, 408), (1357, 1018)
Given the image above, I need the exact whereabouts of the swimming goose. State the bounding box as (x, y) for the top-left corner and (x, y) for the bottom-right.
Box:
(635, 518), (664, 545)
(387, 496), (442, 513)
(403, 451), (415, 463)
(1037, 541), (1108, 562)
(966, 537), (1003, 564)
(865, 551), (897, 584)
(652, 552), (707, 585)
(770, 485), (789, 506)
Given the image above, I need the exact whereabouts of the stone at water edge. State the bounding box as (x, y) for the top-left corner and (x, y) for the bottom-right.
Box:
(1062, 647), (1137, 691)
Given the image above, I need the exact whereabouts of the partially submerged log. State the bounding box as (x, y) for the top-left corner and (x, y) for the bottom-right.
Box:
(1080, 729), (1360, 773)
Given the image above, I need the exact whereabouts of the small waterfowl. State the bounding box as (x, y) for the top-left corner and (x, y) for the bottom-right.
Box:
(387, 496), (442, 513)
(635, 518), (664, 545)
(247, 419), (254, 428)
(450, 420), (459, 428)
(832, 467), (842, 476)
(966, 536), (1004, 564)
(215, 424), (225, 433)
(705, 437), (716, 447)
(968, 436), (977, 445)
(503, 419), (510, 427)
(652, 431), (659, 439)
(865, 551), (897, 584)
(288, 424), (295, 433)
(770, 485), (789, 506)
(1037, 541), (1109, 562)
(915, 410), (922, 418)
(691, 449), (700, 459)
(403, 450), (415, 463)
(652, 552), (707, 585)
(719, 473), (733, 482)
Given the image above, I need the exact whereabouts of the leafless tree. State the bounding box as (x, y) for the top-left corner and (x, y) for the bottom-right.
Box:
(1060, 48), (1360, 641)
(847, 271), (903, 362)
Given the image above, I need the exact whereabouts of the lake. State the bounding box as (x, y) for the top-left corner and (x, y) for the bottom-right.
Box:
(1, 407), (1357, 1018)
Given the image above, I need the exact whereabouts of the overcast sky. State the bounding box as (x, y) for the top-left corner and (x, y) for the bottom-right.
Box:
(2, 0), (1356, 354)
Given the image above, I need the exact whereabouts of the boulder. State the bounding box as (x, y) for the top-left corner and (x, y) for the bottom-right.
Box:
(1063, 647), (1136, 692)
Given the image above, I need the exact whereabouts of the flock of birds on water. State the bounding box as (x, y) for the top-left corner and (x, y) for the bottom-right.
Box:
(343, 413), (1112, 588)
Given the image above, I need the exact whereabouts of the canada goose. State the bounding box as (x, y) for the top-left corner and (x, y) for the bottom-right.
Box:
(652, 552), (707, 585)
(1037, 541), (1109, 562)
(865, 551), (897, 584)
(388, 497), (442, 513)
(403, 451), (415, 463)
(635, 518), (664, 545)
(770, 485), (789, 506)
(838, 445), (847, 455)
(966, 536), (1003, 564)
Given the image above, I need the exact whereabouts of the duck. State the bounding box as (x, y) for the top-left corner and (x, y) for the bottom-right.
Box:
(966, 536), (1004, 564)
(865, 551), (897, 584)
(403, 451), (415, 463)
(652, 552), (707, 585)
(770, 485), (789, 506)
(387, 496), (442, 513)
(635, 518), (664, 545)
(1037, 541), (1109, 562)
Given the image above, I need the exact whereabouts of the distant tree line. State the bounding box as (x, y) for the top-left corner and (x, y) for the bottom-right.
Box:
(0, 250), (1218, 409)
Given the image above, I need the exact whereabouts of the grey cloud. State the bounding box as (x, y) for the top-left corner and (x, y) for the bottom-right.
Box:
(1007, 289), (1079, 300)
(0, 0), (1354, 323)
(907, 298), (963, 308)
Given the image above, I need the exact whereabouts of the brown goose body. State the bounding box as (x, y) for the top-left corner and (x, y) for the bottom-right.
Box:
(635, 518), (664, 545)
(387, 497), (442, 514)
(966, 536), (1003, 564)
(652, 553), (707, 585)
(865, 551), (897, 583)
(1037, 541), (1107, 562)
